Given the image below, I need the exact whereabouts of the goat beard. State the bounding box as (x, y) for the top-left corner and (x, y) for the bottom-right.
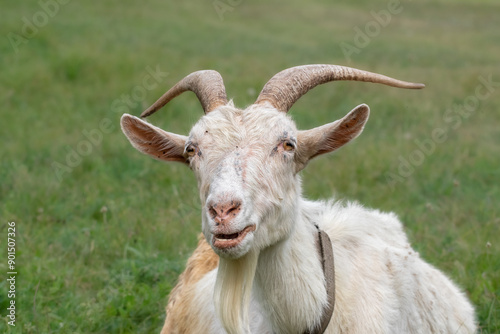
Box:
(214, 250), (259, 334)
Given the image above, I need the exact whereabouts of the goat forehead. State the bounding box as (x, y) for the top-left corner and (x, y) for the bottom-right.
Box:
(190, 107), (297, 146)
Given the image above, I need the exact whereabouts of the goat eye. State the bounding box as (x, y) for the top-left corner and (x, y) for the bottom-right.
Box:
(283, 141), (295, 151)
(185, 146), (196, 157)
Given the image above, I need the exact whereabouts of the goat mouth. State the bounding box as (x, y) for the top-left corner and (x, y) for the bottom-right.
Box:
(213, 225), (256, 249)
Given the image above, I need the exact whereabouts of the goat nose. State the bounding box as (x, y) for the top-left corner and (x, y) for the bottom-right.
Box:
(208, 200), (242, 225)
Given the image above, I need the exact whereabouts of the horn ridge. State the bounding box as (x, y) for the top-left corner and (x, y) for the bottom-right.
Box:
(254, 64), (425, 112)
(141, 70), (228, 117)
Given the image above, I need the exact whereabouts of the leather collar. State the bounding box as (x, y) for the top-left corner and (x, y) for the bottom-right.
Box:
(303, 225), (335, 334)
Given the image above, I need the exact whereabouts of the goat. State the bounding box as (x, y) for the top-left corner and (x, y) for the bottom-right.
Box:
(120, 65), (476, 334)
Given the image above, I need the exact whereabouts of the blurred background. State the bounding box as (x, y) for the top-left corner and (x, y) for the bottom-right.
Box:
(1, 0), (498, 332)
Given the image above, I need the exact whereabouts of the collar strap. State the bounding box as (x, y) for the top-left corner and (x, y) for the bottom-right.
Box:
(304, 225), (335, 334)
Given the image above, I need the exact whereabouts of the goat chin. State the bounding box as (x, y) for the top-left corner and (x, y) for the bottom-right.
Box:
(214, 250), (260, 334)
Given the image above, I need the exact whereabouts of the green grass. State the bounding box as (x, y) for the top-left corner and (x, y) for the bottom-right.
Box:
(0, 0), (498, 332)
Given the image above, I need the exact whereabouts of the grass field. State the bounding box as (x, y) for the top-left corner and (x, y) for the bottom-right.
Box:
(0, 0), (499, 332)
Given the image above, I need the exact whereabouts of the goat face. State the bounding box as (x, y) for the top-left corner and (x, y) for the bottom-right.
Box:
(189, 105), (302, 258)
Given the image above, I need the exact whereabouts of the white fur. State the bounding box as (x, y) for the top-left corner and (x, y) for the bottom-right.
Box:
(121, 102), (476, 334)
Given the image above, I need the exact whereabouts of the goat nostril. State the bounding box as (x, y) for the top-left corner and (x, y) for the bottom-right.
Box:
(226, 201), (241, 215)
(209, 206), (218, 219)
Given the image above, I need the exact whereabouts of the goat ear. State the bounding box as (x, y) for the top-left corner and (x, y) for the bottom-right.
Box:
(296, 104), (370, 170)
(120, 114), (188, 164)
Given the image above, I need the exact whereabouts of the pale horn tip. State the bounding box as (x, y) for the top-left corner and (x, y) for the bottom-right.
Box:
(410, 82), (426, 89)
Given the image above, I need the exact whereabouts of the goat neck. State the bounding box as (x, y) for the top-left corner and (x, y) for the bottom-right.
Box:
(254, 199), (329, 334)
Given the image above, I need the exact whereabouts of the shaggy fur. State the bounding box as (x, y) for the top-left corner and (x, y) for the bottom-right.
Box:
(121, 102), (476, 334)
(214, 251), (259, 334)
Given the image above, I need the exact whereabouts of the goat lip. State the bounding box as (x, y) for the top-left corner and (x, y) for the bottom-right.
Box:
(212, 225), (256, 249)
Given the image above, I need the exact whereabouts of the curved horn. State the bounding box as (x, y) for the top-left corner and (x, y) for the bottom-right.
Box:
(141, 70), (228, 117)
(254, 64), (425, 112)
